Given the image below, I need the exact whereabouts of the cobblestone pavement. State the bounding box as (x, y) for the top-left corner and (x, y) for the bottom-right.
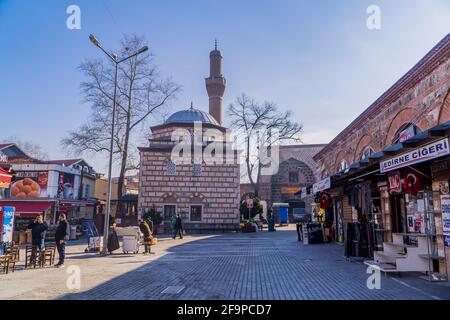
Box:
(1, 225), (449, 300)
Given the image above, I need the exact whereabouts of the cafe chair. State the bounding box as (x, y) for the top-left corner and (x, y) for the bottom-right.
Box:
(0, 254), (11, 274)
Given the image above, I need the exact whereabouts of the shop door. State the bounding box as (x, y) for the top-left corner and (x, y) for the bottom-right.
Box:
(164, 205), (176, 221)
(391, 195), (406, 234)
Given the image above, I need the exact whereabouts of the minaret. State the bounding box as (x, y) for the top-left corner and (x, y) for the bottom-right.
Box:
(205, 40), (226, 125)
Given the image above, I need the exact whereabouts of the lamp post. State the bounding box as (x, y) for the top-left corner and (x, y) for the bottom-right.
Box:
(89, 34), (148, 254)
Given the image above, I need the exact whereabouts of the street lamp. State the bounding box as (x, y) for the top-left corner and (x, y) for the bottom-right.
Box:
(89, 34), (148, 255)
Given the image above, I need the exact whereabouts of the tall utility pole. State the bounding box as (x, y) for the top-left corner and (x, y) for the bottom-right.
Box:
(89, 34), (148, 254)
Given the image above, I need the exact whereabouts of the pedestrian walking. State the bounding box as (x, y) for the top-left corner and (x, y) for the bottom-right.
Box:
(173, 214), (183, 239)
(170, 215), (177, 233)
(27, 215), (48, 265)
(54, 213), (70, 268)
(139, 219), (154, 254)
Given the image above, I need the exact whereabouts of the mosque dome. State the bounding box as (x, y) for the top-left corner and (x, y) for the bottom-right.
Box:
(165, 104), (220, 126)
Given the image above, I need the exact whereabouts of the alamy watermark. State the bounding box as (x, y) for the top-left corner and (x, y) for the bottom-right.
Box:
(66, 265), (81, 290)
(366, 266), (381, 290)
(66, 4), (81, 30)
(366, 5), (381, 30)
(169, 123), (280, 176)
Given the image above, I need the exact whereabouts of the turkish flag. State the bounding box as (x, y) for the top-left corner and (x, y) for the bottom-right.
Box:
(403, 168), (422, 196)
(320, 192), (331, 210)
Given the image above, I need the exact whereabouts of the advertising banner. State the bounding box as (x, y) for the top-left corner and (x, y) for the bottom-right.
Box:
(11, 171), (48, 198)
(57, 172), (75, 200)
(1, 206), (15, 243)
(380, 138), (450, 173)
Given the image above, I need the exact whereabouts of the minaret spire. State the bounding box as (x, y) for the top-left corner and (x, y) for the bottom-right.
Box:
(205, 40), (226, 125)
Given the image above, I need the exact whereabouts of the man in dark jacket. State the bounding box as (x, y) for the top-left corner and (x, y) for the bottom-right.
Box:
(54, 213), (69, 268)
(139, 219), (153, 254)
(27, 214), (48, 265)
(173, 214), (183, 239)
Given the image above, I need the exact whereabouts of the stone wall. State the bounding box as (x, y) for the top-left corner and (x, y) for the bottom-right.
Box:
(138, 149), (240, 232)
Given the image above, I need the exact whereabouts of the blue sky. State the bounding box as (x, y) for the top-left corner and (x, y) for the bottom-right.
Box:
(1, 0), (449, 175)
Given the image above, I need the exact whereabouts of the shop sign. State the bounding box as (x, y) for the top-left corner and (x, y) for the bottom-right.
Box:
(313, 177), (331, 193)
(387, 171), (401, 193)
(1, 206), (15, 243)
(281, 186), (300, 194)
(10, 171), (48, 198)
(300, 187), (307, 199)
(380, 138), (450, 173)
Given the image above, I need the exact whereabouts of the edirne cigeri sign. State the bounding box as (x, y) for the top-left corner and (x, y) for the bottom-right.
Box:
(380, 138), (450, 173)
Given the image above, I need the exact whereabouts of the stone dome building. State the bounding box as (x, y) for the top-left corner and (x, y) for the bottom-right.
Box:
(138, 45), (240, 232)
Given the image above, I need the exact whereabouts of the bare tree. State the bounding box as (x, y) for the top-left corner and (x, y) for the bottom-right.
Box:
(62, 34), (180, 201)
(3, 136), (49, 160)
(228, 94), (302, 197)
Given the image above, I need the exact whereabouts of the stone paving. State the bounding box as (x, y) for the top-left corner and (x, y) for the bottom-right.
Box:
(1, 225), (449, 300)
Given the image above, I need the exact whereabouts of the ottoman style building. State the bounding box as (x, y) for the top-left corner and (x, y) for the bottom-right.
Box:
(310, 34), (450, 278)
(138, 44), (241, 232)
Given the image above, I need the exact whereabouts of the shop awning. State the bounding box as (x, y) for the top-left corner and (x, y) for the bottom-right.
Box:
(0, 167), (12, 188)
(0, 201), (54, 218)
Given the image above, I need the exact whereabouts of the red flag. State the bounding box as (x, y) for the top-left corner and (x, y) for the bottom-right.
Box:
(403, 168), (422, 196)
(320, 192), (331, 209)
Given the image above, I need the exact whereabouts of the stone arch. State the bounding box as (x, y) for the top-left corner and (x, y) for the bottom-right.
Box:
(438, 88), (450, 124)
(270, 158), (315, 203)
(334, 149), (350, 173)
(160, 192), (180, 203)
(353, 134), (372, 161)
(384, 108), (419, 146)
(188, 192), (206, 203)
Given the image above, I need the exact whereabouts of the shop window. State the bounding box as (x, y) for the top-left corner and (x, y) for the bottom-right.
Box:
(165, 160), (177, 176)
(190, 205), (202, 222)
(289, 172), (299, 183)
(84, 184), (90, 198)
(192, 163), (202, 176)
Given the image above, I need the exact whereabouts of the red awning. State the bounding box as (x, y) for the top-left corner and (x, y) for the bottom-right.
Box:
(0, 201), (54, 218)
(0, 167), (12, 188)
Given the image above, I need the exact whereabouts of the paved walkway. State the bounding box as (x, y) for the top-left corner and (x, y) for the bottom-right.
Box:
(1, 225), (449, 300)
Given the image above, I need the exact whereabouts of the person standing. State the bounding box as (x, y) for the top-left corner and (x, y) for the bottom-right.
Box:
(139, 219), (154, 254)
(173, 214), (183, 239)
(27, 215), (48, 265)
(54, 213), (70, 268)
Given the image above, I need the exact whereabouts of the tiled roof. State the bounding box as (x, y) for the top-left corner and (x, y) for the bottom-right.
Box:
(43, 159), (82, 167)
(0, 143), (14, 150)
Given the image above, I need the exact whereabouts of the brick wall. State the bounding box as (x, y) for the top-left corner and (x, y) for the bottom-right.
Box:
(138, 149), (240, 232)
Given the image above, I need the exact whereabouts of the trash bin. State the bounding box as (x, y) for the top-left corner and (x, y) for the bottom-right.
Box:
(122, 235), (140, 254)
(70, 226), (77, 240)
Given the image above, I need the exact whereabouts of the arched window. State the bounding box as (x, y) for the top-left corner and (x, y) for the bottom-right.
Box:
(338, 159), (348, 172)
(392, 123), (421, 144)
(361, 146), (374, 160)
